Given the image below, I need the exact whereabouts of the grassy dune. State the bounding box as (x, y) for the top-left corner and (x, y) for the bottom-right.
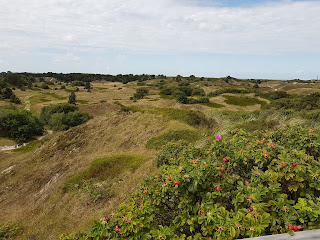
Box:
(1, 77), (320, 239)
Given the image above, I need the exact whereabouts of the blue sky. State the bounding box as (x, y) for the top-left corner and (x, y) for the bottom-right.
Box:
(0, 0), (319, 79)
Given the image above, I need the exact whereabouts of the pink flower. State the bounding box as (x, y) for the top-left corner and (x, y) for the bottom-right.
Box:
(162, 150), (165, 153)
(215, 135), (222, 141)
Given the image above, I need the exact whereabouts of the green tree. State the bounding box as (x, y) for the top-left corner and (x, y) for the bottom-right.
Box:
(68, 92), (77, 105)
(0, 109), (44, 141)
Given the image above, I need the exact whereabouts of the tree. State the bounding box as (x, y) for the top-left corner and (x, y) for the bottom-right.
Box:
(84, 82), (91, 91)
(68, 92), (77, 105)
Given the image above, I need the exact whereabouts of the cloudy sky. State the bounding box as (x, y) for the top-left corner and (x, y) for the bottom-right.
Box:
(0, 0), (319, 79)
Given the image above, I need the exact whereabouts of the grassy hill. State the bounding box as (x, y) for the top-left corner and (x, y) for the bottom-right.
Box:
(1, 76), (320, 239)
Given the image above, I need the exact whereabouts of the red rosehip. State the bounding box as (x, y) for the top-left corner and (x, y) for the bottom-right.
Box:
(292, 163), (298, 167)
(220, 173), (223, 177)
(115, 227), (120, 233)
(249, 207), (254, 212)
(200, 211), (203, 216)
(298, 225), (304, 231)
(216, 186), (222, 191)
(208, 237), (213, 239)
(174, 181), (180, 186)
(217, 167), (223, 171)
(167, 176), (171, 181)
(223, 158), (229, 163)
(248, 195), (253, 200)
(288, 225), (293, 230)
(144, 190), (148, 195)
(292, 225), (299, 231)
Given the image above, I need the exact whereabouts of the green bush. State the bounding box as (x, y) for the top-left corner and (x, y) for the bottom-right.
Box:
(63, 127), (320, 239)
(264, 93), (320, 111)
(40, 104), (79, 124)
(133, 88), (149, 99)
(41, 82), (49, 89)
(40, 104), (91, 131)
(0, 108), (44, 142)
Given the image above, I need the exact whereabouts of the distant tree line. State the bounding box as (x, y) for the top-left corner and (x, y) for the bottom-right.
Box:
(0, 72), (159, 85)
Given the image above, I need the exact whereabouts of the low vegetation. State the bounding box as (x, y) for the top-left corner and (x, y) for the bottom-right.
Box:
(115, 102), (216, 128)
(63, 155), (149, 202)
(62, 127), (320, 239)
(1, 73), (320, 239)
(0, 108), (43, 142)
(40, 103), (92, 131)
(146, 129), (202, 150)
(223, 95), (267, 107)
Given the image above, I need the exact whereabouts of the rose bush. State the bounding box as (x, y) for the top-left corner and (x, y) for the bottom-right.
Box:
(61, 127), (320, 240)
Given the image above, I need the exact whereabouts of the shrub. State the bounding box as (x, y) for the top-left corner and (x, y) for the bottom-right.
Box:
(40, 104), (79, 124)
(68, 92), (77, 104)
(41, 83), (49, 89)
(63, 127), (320, 239)
(0, 108), (44, 142)
(133, 88), (149, 99)
(40, 104), (91, 131)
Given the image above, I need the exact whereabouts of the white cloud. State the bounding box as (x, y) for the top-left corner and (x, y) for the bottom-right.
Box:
(0, 0), (319, 56)
(55, 53), (80, 62)
(62, 35), (74, 43)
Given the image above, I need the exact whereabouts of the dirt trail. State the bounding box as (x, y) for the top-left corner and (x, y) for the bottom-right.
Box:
(0, 130), (53, 151)
(24, 94), (32, 111)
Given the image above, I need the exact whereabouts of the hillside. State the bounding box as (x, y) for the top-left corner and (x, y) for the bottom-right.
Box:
(1, 75), (320, 239)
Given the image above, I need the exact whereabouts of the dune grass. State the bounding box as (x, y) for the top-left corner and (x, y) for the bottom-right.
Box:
(199, 101), (225, 108)
(63, 154), (149, 191)
(114, 102), (216, 128)
(146, 129), (202, 150)
(223, 95), (267, 106)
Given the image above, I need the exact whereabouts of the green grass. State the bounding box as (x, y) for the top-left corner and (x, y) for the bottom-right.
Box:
(200, 102), (225, 108)
(146, 129), (202, 150)
(77, 100), (89, 104)
(38, 98), (51, 103)
(159, 94), (176, 100)
(43, 92), (67, 100)
(11, 139), (45, 153)
(223, 95), (267, 106)
(235, 119), (279, 132)
(114, 102), (216, 128)
(63, 154), (149, 191)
